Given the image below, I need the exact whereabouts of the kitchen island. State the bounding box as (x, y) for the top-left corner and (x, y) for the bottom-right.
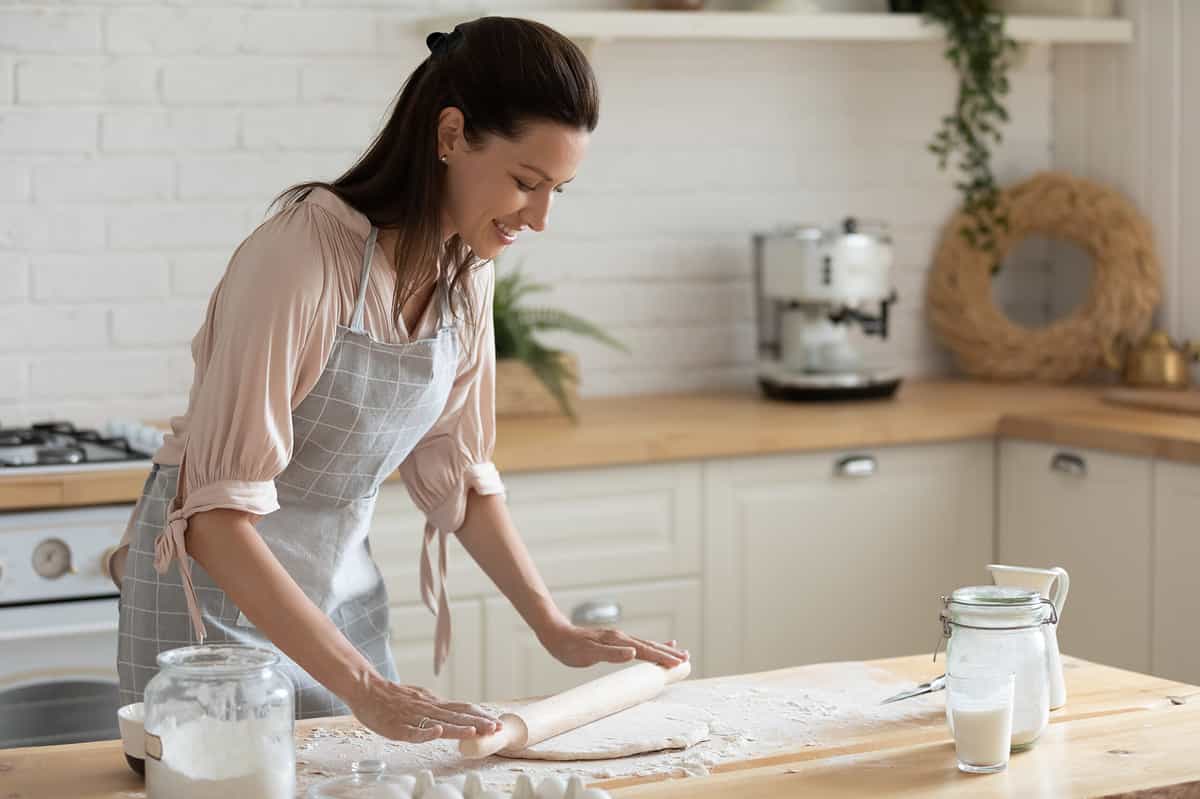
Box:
(3, 654), (1197, 798)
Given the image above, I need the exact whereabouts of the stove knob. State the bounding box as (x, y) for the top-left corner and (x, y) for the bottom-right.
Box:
(32, 537), (74, 579)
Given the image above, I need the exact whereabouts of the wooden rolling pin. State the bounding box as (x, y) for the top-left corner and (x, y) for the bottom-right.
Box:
(459, 660), (692, 759)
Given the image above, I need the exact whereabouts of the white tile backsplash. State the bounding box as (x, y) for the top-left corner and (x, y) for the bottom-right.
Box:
(0, 0), (1059, 425)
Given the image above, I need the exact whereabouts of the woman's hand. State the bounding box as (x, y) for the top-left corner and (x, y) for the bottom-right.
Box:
(538, 623), (689, 670)
(347, 672), (503, 743)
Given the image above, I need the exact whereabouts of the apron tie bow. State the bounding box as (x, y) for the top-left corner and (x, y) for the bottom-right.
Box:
(154, 507), (207, 644)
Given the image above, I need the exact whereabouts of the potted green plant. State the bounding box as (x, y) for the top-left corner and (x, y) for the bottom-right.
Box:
(922, 0), (1019, 263)
(492, 265), (628, 422)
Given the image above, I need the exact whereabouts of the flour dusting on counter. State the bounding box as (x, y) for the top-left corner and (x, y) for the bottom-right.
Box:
(106, 663), (942, 797)
(289, 662), (942, 795)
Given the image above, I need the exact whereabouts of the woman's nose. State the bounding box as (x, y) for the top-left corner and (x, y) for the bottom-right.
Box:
(523, 192), (552, 233)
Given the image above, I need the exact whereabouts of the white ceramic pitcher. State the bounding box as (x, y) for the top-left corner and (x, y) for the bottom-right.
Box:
(987, 564), (1070, 710)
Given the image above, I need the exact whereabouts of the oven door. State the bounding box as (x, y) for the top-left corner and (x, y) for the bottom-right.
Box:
(0, 596), (120, 748)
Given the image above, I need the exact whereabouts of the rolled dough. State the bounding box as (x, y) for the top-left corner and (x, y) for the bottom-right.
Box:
(497, 702), (714, 762)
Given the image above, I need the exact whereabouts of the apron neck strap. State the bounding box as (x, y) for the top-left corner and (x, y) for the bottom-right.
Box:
(349, 226), (378, 334)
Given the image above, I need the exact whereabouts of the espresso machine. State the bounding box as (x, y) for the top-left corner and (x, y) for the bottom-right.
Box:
(752, 217), (901, 401)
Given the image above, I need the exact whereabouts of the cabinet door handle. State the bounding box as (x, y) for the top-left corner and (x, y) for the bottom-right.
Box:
(834, 454), (877, 478)
(1050, 452), (1087, 477)
(571, 600), (622, 628)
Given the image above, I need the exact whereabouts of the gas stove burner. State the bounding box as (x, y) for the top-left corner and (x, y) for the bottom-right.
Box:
(0, 419), (157, 471)
(36, 446), (87, 465)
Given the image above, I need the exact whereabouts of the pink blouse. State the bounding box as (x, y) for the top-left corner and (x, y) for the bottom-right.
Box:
(117, 186), (504, 577)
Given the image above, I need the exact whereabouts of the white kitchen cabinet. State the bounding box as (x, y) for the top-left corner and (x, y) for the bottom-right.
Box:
(369, 462), (702, 604)
(703, 441), (994, 677)
(482, 579), (701, 701)
(389, 600), (484, 702)
(996, 440), (1153, 673)
(1152, 459), (1200, 685)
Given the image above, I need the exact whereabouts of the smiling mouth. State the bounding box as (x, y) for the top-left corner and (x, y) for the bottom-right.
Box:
(494, 220), (521, 243)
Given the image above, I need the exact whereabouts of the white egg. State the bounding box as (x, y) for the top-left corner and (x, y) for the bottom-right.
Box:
(535, 775), (567, 799)
(413, 770), (437, 799)
(463, 772), (485, 799)
(565, 775), (586, 799)
(424, 785), (462, 799)
(512, 773), (536, 799)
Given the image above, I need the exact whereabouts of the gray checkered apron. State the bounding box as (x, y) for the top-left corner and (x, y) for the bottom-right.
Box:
(117, 225), (459, 719)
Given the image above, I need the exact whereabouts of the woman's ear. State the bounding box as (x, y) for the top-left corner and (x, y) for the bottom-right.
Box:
(436, 107), (466, 159)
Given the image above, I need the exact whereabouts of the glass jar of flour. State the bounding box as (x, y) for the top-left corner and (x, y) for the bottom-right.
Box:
(939, 586), (1055, 751)
(143, 645), (295, 799)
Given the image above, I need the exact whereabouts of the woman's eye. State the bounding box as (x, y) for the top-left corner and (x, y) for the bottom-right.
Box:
(515, 178), (566, 195)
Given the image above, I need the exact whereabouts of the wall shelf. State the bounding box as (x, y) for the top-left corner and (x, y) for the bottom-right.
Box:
(422, 11), (1132, 46)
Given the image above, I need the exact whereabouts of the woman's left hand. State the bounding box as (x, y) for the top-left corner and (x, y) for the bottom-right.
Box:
(538, 623), (689, 669)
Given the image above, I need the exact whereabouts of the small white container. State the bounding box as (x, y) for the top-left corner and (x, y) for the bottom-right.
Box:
(117, 702), (145, 777)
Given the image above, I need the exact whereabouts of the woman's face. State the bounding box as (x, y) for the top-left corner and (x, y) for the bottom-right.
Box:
(439, 111), (589, 260)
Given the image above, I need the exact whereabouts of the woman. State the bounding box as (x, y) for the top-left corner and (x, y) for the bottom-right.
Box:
(108, 17), (688, 743)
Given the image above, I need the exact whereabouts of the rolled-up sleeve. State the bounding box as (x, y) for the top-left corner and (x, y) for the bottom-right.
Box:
(398, 263), (505, 531)
(176, 202), (335, 523)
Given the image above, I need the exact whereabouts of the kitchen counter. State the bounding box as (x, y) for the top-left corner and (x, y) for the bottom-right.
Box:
(3, 654), (1197, 798)
(6, 379), (1200, 513)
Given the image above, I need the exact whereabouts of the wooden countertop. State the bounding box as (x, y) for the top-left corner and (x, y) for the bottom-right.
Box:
(3, 654), (1196, 799)
(5, 379), (1200, 513)
(608, 657), (1200, 798)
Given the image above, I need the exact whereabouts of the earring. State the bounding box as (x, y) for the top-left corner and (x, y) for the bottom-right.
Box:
(439, 154), (448, 163)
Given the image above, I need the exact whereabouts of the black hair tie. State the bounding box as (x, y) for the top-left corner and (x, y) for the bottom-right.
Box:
(426, 26), (463, 56)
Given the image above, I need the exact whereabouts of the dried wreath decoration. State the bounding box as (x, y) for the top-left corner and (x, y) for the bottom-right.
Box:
(926, 171), (1161, 381)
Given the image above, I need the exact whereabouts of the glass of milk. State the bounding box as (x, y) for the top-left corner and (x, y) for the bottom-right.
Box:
(946, 669), (1016, 774)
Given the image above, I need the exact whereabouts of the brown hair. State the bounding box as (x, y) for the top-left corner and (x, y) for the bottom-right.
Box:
(272, 16), (600, 330)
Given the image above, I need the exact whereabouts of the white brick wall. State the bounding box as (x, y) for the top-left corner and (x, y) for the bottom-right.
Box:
(0, 9), (103, 54)
(0, 255), (28, 302)
(0, 0), (1057, 426)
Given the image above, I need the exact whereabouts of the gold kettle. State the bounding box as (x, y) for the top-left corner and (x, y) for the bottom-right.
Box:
(1104, 330), (1200, 389)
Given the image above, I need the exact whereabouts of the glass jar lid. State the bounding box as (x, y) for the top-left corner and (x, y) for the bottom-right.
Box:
(942, 585), (1056, 630)
(307, 760), (418, 799)
(156, 644), (280, 677)
(948, 585), (1041, 608)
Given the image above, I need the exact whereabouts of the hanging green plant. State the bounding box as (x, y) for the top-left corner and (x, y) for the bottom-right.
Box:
(493, 263), (629, 421)
(923, 0), (1019, 264)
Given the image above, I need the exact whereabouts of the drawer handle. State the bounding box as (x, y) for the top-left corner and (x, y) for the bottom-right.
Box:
(834, 455), (877, 478)
(571, 600), (622, 628)
(1050, 452), (1087, 477)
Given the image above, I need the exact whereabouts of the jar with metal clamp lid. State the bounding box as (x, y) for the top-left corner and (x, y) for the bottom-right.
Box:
(143, 645), (295, 799)
(937, 586), (1056, 751)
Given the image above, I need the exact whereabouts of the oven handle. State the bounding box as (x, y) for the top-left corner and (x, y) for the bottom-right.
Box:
(0, 620), (118, 643)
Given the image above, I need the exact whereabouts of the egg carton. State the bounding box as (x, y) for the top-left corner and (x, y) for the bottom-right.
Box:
(343, 770), (611, 799)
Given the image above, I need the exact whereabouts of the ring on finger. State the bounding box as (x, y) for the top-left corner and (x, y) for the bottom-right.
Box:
(418, 717), (432, 730)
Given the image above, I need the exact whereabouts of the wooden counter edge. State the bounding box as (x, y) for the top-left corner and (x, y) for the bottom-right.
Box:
(6, 382), (1200, 513)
